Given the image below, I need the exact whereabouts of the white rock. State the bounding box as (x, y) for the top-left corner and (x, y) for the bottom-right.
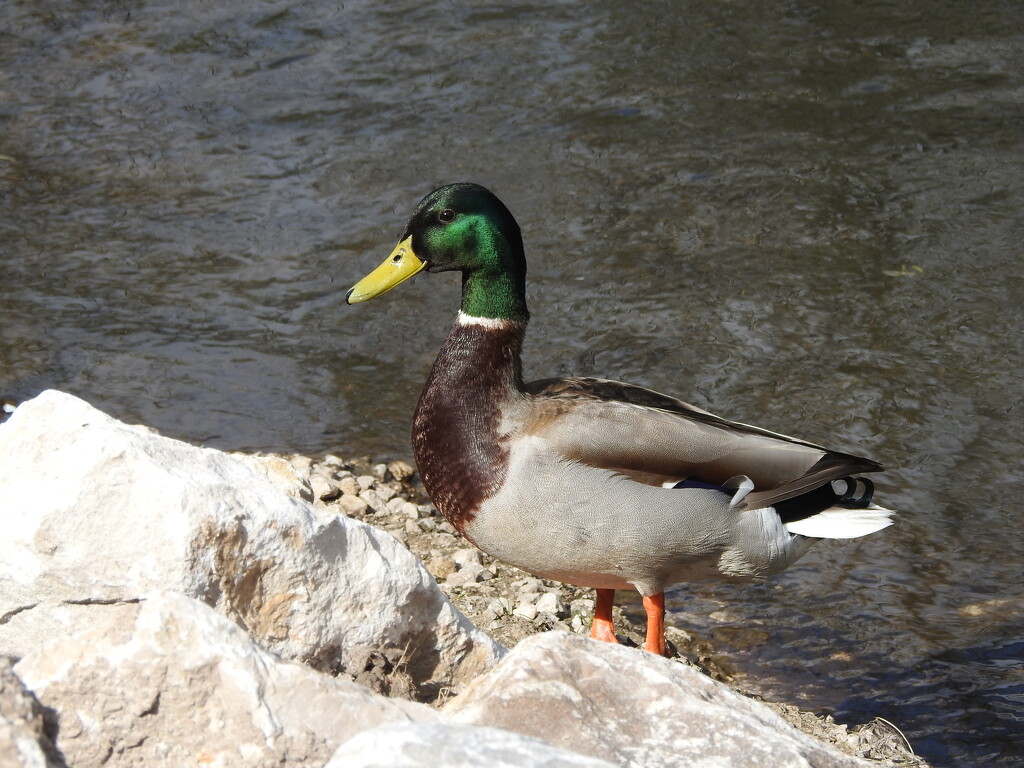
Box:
(570, 599), (595, 616)
(337, 494), (370, 517)
(399, 501), (421, 520)
(535, 592), (569, 619)
(375, 484), (397, 502)
(446, 632), (872, 768)
(338, 476), (362, 496)
(387, 460), (416, 481)
(453, 548), (484, 568)
(326, 722), (617, 768)
(310, 472), (340, 501)
(359, 488), (388, 512)
(487, 598), (513, 616)
(239, 454), (313, 502)
(516, 577), (546, 594)
(512, 603), (539, 621)
(446, 562), (493, 588)
(0, 659), (65, 768)
(15, 592), (438, 768)
(0, 391), (503, 697)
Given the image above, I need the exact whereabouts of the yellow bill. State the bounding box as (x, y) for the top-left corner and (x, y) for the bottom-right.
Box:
(346, 237), (428, 304)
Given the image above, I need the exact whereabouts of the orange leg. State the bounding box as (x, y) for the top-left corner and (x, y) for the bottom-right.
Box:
(589, 588), (619, 644)
(642, 593), (669, 656)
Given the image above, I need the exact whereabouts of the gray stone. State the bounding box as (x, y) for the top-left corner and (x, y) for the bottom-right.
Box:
(375, 484), (398, 502)
(387, 460), (416, 482)
(15, 592), (438, 768)
(325, 722), (617, 768)
(0, 391), (504, 699)
(310, 472), (341, 501)
(512, 603), (539, 621)
(535, 592), (569, 619)
(447, 562), (493, 588)
(359, 488), (389, 512)
(446, 632), (873, 768)
(338, 476), (362, 496)
(453, 549), (484, 568)
(0, 659), (66, 768)
(337, 493), (371, 516)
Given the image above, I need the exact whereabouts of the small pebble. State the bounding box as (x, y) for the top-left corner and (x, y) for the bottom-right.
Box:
(427, 555), (457, 580)
(487, 597), (513, 616)
(288, 455), (313, 476)
(375, 484), (397, 502)
(517, 591), (541, 606)
(359, 489), (387, 513)
(337, 495), (369, 516)
(570, 598), (595, 616)
(516, 577), (545, 594)
(512, 602), (538, 621)
(453, 548), (483, 569)
(357, 475), (376, 491)
(310, 474), (341, 502)
(535, 591), (569, 619)
(387, 459), (416, 481)
(337, 476), (361, 496)
(447, 561), (491, 587)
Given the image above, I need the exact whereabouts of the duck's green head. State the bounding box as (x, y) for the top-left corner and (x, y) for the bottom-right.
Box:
(346, 183), (528, 322)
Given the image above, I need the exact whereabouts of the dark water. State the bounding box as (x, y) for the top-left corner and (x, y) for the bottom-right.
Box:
(2, 1), (1022, 764)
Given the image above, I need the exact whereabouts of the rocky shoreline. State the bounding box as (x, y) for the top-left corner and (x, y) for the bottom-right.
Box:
(0, 391), (926, 767)
(286, 453), (922, 764)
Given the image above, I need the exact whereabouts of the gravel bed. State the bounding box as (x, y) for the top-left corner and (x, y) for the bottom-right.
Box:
(271, 452), (926, 766)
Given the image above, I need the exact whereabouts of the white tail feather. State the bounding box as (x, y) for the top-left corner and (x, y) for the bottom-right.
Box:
(785, 504), (895, 539)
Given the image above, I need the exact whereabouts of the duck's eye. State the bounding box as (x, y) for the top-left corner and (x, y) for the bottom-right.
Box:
(438, 209), (456, 223)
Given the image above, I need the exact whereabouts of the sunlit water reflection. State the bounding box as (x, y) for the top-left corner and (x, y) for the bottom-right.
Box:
(2, 2), (1022, 764)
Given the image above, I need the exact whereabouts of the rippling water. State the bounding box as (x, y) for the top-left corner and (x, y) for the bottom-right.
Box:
(2, 2), (1022, 764)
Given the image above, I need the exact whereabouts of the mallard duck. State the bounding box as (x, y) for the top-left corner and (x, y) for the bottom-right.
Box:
(347, 183), (893, 656)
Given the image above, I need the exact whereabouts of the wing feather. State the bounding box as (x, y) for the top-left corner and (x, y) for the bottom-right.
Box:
(523, 377), (881, 495)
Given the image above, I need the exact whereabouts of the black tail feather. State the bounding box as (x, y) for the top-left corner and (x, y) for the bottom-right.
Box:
(774, 476), (875, 524)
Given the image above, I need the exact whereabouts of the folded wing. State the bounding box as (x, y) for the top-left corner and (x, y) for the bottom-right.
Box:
(524, 377), (883, 511)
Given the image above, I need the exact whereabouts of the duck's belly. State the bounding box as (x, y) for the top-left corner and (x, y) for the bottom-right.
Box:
(462, 436), (747, 595)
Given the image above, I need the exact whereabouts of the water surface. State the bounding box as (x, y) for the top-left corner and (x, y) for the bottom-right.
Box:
(2, 2), (1022, 764)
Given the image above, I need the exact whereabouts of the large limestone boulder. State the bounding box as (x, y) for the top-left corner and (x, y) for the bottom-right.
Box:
(446, 632), (873, 768)
(0, 658), (66, 768)
(14, 591), (439, 767)
(0, 390), (502, 698)
(325, 722), (617, 768)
